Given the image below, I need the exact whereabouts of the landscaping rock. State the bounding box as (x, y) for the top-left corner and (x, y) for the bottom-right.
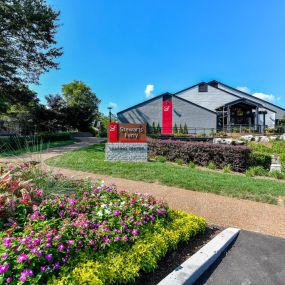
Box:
(259, 136), (270, 143)
(279, 134), (285, 141)
(269, 136), (278, 141)
(239, 135), (254, 142)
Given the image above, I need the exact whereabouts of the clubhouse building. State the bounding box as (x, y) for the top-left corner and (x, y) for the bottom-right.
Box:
(117, 80), (285, 134)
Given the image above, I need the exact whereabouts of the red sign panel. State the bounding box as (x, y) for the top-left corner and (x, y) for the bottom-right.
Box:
(162, 97), (172, 134)
(119, 124), (147, 143)
(108, 123), (147, 143)
(108, 122), (119, 142)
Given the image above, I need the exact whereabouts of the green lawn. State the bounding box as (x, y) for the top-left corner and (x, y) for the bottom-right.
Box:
(0, 140), (75, 157)
(46, 142), (285, 205)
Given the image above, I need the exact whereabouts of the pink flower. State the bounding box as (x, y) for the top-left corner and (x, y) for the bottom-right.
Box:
(0, 263), (9, 274)
(17, 253), (28, 263)
(123, 235), (128, 241)
(113, 210), (121, 216)
(132, 229), (139, 236)
(45, 254), (53, 262)
(57, 244), (65, 251)
(115, 236), (121, 241)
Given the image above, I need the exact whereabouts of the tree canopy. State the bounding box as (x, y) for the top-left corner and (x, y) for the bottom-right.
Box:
(62, 81), (101, 131)
(0, 0), (62, 88)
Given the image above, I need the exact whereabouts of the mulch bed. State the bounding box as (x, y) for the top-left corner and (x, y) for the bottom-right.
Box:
(132, 225), (222, 285)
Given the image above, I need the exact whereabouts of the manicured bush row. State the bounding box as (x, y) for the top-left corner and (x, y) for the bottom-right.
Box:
(148, 139), (252, 172)
(47, 210), (206, 285)
(0, 132), (71, 152)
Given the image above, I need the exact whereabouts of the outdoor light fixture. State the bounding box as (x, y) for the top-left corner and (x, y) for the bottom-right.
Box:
(107, 106), (113, 123)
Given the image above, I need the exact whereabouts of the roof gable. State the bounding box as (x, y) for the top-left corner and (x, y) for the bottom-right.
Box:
(208, 80), (285, 112)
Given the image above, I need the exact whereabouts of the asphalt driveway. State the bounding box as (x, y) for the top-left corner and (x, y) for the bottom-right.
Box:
(195, 230), (285, 285)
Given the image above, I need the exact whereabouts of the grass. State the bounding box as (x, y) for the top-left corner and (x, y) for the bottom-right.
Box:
(46, 142), (285, 205)
(0, 140), (75, 157)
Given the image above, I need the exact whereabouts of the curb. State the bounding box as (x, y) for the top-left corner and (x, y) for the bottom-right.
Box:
(157, 227), (240, 285)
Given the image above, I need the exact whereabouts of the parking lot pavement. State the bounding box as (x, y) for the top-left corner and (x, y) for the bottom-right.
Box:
(195, 230), (285, 285)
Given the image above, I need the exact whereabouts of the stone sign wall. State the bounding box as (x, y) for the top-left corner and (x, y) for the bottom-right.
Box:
(105, 143), (148, 162)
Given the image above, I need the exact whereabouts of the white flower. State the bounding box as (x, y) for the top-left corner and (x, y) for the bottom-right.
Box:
(97, 211), (103, 217)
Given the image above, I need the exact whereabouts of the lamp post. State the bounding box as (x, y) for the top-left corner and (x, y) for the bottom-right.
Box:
(108, 106), (113, 123)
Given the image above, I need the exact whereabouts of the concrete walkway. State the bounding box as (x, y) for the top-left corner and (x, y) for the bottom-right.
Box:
(0, 137), (105, 163)
(195, 230), (285, 285)
(1, 137), (285, 238)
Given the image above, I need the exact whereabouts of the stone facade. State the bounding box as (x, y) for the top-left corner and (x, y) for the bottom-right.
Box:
(105, 143), (148, 162)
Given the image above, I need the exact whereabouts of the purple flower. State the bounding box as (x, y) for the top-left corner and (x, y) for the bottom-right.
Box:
(132, 229), (139, 236)
(115, 236), (121, 241)
(19, 269), (33, 282)
(57, 244), (65, 251)
(45, 242), (52, 248)
(1, 253), (9, 260)
(113, 210), (121, 216)
(59, 211), (65, 217)
(67, 240), (75, 245)
(6, 277), (12, 284)
(53, 262), (60, 270)
(0, 263), (9, 274)
(40, 266), (47, 272)
(17, 253), (28, 263)
(123, 235), (128, 241)
(37, 250), (42, 257)
(45, 254), (53, 262)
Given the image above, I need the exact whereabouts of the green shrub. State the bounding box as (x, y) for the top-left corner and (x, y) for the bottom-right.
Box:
(268, 171), (285, 180)
(175, 159), (184, 166)
(148, 139), (251, 172)
(188, 161), (196, 169)
(88, 126), (98, 137)
(223, 164), (232, 173)
(155, 155), (167, 163)
(47, 210), (207, 285)
(38, 132), (71, 142)
(249, 152), (272, 170)
(245, 166), (268, 177)
(207, 161), (216, 170)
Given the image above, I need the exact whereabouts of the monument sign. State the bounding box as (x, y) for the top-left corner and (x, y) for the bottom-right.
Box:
(105, 123), (148, 161)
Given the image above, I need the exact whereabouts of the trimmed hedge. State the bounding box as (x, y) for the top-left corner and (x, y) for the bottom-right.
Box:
(148, 139), (252, 172)
(47, 210), (207, 285)
(0, 132), (71, 152)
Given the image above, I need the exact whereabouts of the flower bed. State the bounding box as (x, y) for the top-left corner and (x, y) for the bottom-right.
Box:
(0, 164), (207, 284)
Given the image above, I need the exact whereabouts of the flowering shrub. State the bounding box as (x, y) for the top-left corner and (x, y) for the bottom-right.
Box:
(0, 170), (170, 284)
(47, 210), (207, 285)
(0, 163), (44, 228)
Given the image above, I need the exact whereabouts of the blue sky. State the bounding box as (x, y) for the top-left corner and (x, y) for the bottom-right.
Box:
(32, 0), (285, 114)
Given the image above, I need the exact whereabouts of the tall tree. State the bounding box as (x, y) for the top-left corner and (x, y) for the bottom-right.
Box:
(0, 0), (62, 88)
(62, 81), (100, 131)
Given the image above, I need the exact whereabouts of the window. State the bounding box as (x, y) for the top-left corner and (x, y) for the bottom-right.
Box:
(198, 83), (208, 92)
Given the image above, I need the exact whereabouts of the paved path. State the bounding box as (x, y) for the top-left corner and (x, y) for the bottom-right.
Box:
(0, 137), (105, 163)
(45, 166), (285, 238)
(195, 230), (285, 285)
(1, 137), (285, 238)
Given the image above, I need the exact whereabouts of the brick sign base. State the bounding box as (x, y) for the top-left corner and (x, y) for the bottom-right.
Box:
(105, 143), (148, 162)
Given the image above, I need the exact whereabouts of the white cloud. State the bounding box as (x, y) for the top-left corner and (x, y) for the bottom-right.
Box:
(237, 86), (251, 93)
(144, 84), (154, 98)
(108, 102), (117, 109)
(252, 92), (277, 102)
(236, 86), (279, 103)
